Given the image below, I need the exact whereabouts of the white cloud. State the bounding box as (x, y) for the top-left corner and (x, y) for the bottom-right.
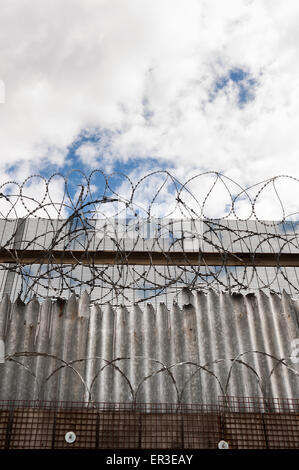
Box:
(0, 0), (299, 218)
(0, 174), (68, 219)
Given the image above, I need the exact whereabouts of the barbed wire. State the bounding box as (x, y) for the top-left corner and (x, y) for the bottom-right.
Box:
(2, 351), (299, 408)
(0, 170), (299, 304)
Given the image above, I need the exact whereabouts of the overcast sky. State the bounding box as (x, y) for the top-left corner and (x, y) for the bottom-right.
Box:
(0, 0), (299, 219)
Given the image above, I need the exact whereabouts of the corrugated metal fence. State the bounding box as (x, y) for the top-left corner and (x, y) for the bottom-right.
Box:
(0, 289), (298, 404)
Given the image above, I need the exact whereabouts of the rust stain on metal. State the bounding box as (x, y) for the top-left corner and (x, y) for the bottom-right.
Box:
(56, 298), (65, 317)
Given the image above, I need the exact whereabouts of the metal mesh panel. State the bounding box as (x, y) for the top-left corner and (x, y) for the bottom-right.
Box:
(0, 398), (298, 449)
(263, 414), (299, 449)
(98, 411), (140, 449)
(220, 396), (299, 449)
(9, 409), (55, 449)
(222, 412), (268, 449)
(181, 411), (220, 449)
(0, 401), (220, 449)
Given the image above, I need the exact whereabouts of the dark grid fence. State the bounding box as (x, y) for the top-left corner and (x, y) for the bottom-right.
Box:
(220, 396), (299, 449)
(0, 398), (298, 449)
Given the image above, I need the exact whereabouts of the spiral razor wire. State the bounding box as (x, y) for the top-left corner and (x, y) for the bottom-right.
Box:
(0, 170), (298, 304)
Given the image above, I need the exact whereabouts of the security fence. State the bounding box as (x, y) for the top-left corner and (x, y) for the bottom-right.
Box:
(0, 396), (298, 449)
(1, 171), (299, 305)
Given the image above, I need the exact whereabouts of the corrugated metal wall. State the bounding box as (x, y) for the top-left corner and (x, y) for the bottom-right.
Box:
(0, 289), (298, 405)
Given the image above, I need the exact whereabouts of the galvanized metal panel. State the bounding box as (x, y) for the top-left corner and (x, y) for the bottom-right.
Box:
(0, 290), (298, 404)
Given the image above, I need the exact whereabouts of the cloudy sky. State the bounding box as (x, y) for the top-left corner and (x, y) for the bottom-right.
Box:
(0, 0), (299, 219)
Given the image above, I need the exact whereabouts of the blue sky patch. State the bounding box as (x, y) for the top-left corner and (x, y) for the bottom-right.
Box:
(211, 68), (257, 107)
(14, 127), (173, 203)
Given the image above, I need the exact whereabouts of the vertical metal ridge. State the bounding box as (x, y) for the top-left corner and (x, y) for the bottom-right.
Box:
(16, 296), (40, 401)
(0, 298), (25, 400)
(231, 292), (259, 397)
(256, 290), (282, 399)
(46, 298), (67, 401)
(85, 303), (102, 403)
(157, 302), (174, 403)
(71, 293), (90, 402)
(143, 303), (159, 404)
(130, 304), (146, 403)
(65, 293), (78, 319)
(170, 301), (190, 404)
(244, 290), (272, 398)
(33, 297), (52, 400)
(181, 292), (201, 403)
(98, 303), (114, 402)
(0, 294), (10, 342)
(113, 305), (131, 402)
(219, 292), (243, 398)
(205, 289), (225, 403)
(78, 290), (90, 318)
(58, 294), (78, 402)
(268, 292), (296, 399)
(194, 291), (211, 403)
(282, 290), (299, 335)
(281, 291), (299, 399)
(243, 292), (265, 398)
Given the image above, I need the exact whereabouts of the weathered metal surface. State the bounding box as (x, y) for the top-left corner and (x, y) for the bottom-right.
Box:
(0, 289), (298, 405)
